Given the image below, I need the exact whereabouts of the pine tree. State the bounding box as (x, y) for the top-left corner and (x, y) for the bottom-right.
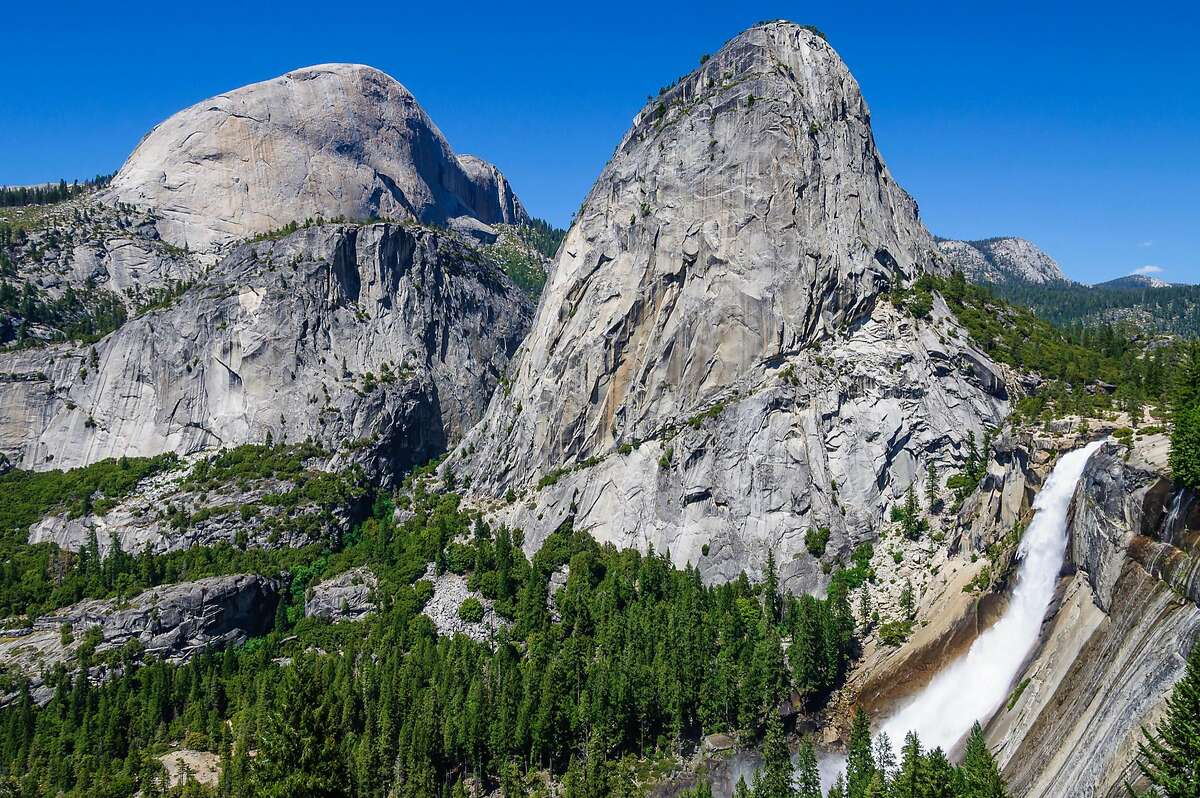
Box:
(899, 485), (927, 540)
(681, 782), (715, 798)
(1134, 641), (1200, 796)
(734, 775), (752, 798)
(899, 581), (915, 623)
(892, 731), (922, 798)
(959, 722), (1007, 798)
(923, 747), (958, 798)
(872, 732), (896, 790)
(763, 548), (781, 624)
(753, 710), (795, 798)
(846, 709), (876, 798)
(795, 737), (821, 798)
(858, 587), (873, 634)
(827, 773), (846, 798)
(925, 463), (940, 513)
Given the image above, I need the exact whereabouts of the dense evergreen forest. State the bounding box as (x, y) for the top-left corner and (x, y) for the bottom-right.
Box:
(0, 176), (113, 208)
(0, 468), (866, 797)
(989, 279), (1200, 339)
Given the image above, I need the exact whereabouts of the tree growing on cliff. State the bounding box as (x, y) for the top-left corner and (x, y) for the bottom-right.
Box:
(892, 485), (929, 540)
(1134, 640), (1200, 797)
(926, 463), (941, 513)
(1169, 401), (1200, 490)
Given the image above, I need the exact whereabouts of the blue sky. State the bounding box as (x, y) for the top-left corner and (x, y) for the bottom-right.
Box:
(2, 1), (1196, 284)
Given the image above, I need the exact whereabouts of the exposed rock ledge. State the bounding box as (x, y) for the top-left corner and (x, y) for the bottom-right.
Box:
(305, 566), (378, 622)
(419, 564), (509, 643)
(28, 456), (356, 557)
(0, 574), (279, 705)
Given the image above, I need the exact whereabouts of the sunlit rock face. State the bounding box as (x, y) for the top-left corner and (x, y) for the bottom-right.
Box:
(449, 21), (1008, 591)
(937, 237), (1068, 286)
(987, 439), (1200, 798)
(0, 223), (532, 480)
(106, 63), (527, 251)
(0, 574), (279, 706)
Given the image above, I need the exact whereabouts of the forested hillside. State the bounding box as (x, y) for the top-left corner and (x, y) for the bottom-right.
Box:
(0, 273), (1194, 796)
(989, 279), (1200, 338)
(0, 463), (868, 796)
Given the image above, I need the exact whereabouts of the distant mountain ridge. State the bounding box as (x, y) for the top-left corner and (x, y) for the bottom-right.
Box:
(1094, 273), (1176, 289)
(937, 236), (1068, 285)
(939, 234), (1197, 337)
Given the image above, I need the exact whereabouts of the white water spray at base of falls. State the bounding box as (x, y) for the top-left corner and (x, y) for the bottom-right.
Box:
(821, 439), (1106, 785)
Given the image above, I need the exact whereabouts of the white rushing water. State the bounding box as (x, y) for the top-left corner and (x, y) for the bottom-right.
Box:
(821, 439), (1105, 785)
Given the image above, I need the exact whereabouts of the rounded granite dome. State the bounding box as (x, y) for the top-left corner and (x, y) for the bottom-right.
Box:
(107, 63), (526, 250)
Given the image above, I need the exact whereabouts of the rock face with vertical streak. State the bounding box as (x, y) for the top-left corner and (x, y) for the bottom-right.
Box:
(448, 21), (1009, 591)
(0, 222), (532, 479)
(106, 63), (528, 251)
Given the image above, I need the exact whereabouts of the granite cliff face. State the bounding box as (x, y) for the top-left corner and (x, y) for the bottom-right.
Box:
(0, 222), (531, 478)
(937, 236), (1068, 285)
(0, 574), (278, 705)
(448, 21), (1008, 588)
(107, 64), (528, 251)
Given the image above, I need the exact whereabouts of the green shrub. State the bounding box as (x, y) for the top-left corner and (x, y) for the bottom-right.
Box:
(805, 526), (830, 557)
(879, 620), (913, 647)
(458, 597), (485, 624)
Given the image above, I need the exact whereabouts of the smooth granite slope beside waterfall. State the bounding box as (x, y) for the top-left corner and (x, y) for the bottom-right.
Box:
(448, 21), (1010, 591)
(986, 438), (1200, 798)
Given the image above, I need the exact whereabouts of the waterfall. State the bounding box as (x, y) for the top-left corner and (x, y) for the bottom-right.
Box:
(822, 439), (1106, 783)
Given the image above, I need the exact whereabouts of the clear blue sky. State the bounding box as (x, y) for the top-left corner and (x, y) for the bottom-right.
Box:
(2, 1), (1196, 284)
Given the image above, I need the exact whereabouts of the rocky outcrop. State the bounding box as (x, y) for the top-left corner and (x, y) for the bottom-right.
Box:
(27, 457), (358, 556)
(987, 438), (1200, 798)
(449, 22), (1008, 589)
(1094, 274), (1173, 290)
(159, 749), (221, 790)
(937, 237), (1068, 285)
(0, 198), (202, 346)
(0, 222), (532, 478)
(106, 64), (528, 251)
(0, 574), (279, 704)
(419, 564), (508, 643)
(305, 566), (378, 622)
